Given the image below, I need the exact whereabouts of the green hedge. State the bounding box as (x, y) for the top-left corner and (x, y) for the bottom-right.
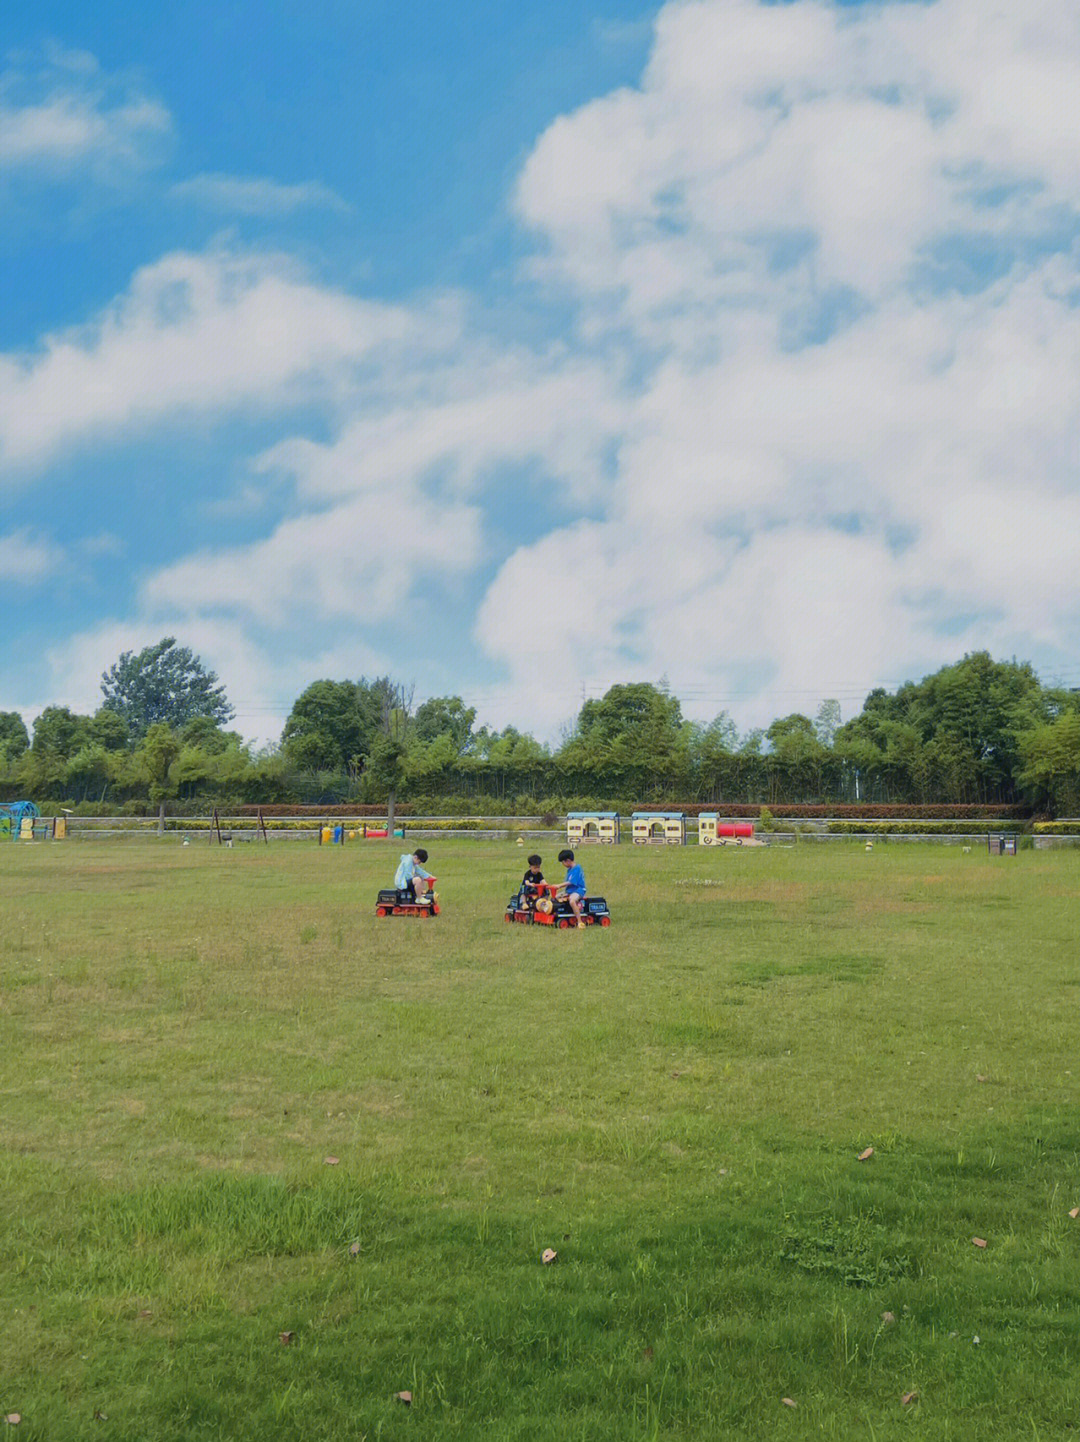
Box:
(825, 820), (1022, 835)
(1033, 822), (1080, 835)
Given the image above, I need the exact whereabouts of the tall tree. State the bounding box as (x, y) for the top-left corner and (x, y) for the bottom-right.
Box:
(413, 695), (477, 750)
(101, 638), (233, 739)
(31, 706), (91, 758)
(814, 699), (842, 748)
(364, 679), (414, 830)
(564, 682), (687, 797)
(0, 711), (30, 761)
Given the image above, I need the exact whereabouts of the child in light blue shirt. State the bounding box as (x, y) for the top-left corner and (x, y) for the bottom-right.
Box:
(394, 848), (433, 902)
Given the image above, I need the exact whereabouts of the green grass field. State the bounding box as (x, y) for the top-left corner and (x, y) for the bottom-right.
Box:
(2, 837), (1079, 1440)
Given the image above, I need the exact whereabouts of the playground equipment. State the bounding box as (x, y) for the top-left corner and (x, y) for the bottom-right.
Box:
(566, 811), (620, 846)
(698, 815), (755, 846)
(504, 879), (611, 928)
(376, 878), (440, 918)
(1, 801), (55, 841)
(632, 812), (685, 846)
(318, 822), (405, 842)
(210, 808), (269, 845)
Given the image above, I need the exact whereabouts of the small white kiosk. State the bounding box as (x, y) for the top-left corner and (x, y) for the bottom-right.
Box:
(567, 811), (620, 845)
(631, 811), (686, 845)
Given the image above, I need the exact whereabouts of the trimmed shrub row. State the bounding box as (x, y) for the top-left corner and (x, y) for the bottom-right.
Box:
(824, 820), (1023, 836)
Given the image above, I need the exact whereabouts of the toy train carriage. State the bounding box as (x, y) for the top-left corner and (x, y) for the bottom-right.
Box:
(504, 881), (611, 928)
(375, 885), (440, 918)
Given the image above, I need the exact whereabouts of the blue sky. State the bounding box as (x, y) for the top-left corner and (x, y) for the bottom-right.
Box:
(4, 0), (1080, 744)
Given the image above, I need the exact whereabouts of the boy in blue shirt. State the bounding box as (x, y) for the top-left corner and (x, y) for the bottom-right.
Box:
(557, 848), (587, 928)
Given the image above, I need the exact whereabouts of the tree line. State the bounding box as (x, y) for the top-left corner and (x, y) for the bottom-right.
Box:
(2, 641), (1079, 814)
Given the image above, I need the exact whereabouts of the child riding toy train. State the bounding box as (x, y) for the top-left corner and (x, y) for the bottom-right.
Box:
(504, 849), (611, 928)
(375, 848), (440, 917)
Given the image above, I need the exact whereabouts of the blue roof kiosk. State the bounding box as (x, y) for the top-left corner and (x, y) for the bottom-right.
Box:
(631, 812), (686, 845)
(566, 812), (620, 845)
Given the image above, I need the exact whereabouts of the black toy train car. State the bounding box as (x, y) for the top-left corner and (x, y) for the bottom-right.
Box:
(375, 886), (440, 918)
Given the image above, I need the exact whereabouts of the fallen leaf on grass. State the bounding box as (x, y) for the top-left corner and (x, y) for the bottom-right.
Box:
(542, 1249), (558, 1264)
(857, 1147), (874, 1161)
(93, 1411), (108, 1422)
(972, 1237), (988, 1248)
(323, 1156), (339, 1166)
(782, 1397), (797, 1408)
(881, 1311), (896, 1325)
(976, 1074), (987, 1083)
(4, 1417), (21, 1427)
(395, 1391), (412, 1406)
(1068, 1207), (1079, 1220)
(137, 1310), (152, 1319)
(349, 1242), (361, 1256)
(901, 1391), (919, 1406)
(279, 1331), (294, 1346)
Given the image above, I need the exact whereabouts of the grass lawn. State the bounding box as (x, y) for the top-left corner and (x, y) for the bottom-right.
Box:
(2, 836), (1079, 1440)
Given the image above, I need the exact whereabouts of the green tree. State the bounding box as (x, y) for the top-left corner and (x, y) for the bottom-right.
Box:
(814, 699), (842, 748)
(88, 707), (131, 752)
(690, 714), (738, 802)
(19, 708), (92, 796)
(133, 723), (181, 825)
(363, 680), (413, 829)
(64, 745), (121, 804)
(765, 715), (831, 802)
(839, 653), (1048, 804)
(1017, 711), (1080, 815)
(282, 679), (383, 775)
(412, 696), (477, 750)
(0, 711), (30, 761)
(178, 715), (243, 755)
(31, 706), (91, 759)
(101, 638), (233, 739)
(562, 683), (687, 797)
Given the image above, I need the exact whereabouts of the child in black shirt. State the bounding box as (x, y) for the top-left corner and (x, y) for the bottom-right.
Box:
(520, 854), (544, 908)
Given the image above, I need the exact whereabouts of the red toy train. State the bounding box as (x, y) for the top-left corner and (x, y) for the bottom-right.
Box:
(504, 880), (611, 928)
(375, 878), (439, 918)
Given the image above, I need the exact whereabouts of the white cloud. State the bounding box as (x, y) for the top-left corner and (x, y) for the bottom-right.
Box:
(0, 527), (65, 583)
(0, 51), (169, 175)
(254, 349), (628, 504)
(170, 172), (348, 215)
(142, 490), (483, 628)
(477, 0), (1080, 731)
(0, 247), (432, 474)
(12, 0), (1080, 741)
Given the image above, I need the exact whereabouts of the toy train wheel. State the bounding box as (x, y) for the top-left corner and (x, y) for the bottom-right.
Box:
(600, 915), (611, 926)
(376, 907), (388, 917)
(558, 918), (571, 929)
